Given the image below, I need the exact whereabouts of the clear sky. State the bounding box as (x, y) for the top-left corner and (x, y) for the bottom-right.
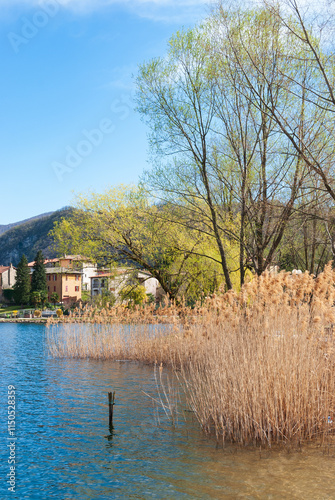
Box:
(0, 0), (210, 224)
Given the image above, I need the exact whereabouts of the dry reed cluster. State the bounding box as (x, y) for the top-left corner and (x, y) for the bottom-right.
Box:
(48, 264), (335, 446)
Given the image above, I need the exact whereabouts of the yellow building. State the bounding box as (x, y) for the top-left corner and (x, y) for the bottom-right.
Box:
(46, 268), (82, 305)
(28, 258), (82, 305)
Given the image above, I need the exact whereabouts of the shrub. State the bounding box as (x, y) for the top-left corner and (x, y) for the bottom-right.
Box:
(3, 289), (15, 303)
(120, 285), (147, 306)
(56, 309), (63, 318)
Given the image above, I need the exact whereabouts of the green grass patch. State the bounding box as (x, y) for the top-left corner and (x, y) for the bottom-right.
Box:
(0, 305), (32, 314)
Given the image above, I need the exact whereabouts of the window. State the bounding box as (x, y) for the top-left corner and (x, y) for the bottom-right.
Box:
(47, 286), (49, 291)
(65, 286), (68, 292)
(53, 275), (57, 281)
(47, 275), (50, 281)
(75, 286), (79, 292)
(75, 275), (80, 281)
(54, 286), (56, 292)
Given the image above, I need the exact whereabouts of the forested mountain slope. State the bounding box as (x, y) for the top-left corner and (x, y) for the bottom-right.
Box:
(0, 208), (72, 266)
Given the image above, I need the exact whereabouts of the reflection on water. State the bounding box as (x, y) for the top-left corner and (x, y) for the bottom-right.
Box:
(1, 323), (335, 499)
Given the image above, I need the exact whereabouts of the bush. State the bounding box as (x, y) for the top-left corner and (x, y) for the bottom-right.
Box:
(120, 285), (147, 306)
(56, 308), (63, 318)
(3, 289), (15, 303)
(34, 310), (42, 318)
(146, 293), (156, 305)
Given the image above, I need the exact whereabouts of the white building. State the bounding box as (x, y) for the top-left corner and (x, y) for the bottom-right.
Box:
(0, 264), (16, 300)
(90, 268), (161, 301)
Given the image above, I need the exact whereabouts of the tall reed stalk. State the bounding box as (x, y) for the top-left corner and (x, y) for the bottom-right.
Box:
(48, 264), (335, 445)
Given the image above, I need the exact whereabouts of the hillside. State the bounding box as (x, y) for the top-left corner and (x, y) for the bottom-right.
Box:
(0, 208), (73, 266)
(0, 212), (54, 236)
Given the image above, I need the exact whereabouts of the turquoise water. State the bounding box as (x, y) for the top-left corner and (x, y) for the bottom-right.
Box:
(1, 323), (335, 499)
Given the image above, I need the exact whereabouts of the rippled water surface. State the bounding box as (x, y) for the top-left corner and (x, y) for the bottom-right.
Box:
(1, 323), (335, 499)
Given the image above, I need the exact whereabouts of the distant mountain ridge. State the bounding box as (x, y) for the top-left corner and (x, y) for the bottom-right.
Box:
(0, 208), (73, 266)
(0, 212), (55, 236)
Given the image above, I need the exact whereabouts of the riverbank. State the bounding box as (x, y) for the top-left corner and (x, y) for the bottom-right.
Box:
(0, 318), (47, 323)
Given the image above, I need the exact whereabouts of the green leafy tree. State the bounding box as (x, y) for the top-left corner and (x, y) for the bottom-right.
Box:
(257, 0), (335, 202)
(50, 292), (59, 305)
(13, 254), (31, 305)
(136, 11), (316, 283)
(92, 290), (116, 309)
(136, 28), (234, 289)
(31, 250), (47, 294)
(120, 285), (147, 306)
(30, 291), (42, 308)
(50, 185), (232, 302)
(30, 290), (48, 308)
(30, 251), (48, 307)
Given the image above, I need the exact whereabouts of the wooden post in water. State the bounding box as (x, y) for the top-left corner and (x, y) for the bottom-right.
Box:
(108, 391), (115, 427)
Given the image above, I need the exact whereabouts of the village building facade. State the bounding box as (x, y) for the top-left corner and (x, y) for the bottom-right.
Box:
(45, 268), (82, 304)
(28, 255), (96, 304)
(90, 268), (161, 302)
(0, 264), (16, 300)
(42, 256), (97, 291)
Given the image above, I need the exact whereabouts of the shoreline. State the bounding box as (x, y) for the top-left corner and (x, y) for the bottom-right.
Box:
(0, 318), (48, 323)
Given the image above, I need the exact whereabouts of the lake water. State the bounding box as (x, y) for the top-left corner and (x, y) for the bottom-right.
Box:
(1, 323), (335, 499)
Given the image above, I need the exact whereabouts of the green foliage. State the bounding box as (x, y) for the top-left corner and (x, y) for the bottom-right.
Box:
(31, 250), (47, 294)
(0, 208), (73, 266)
(13, 254), (31, 305)
(50, 292), (59, 305)
(50, 185), (231, 302)
(135, 6), (330, 282)
(146, 293), (156, 304)
(120, 285), (147, 306)
(30, 290), (48, 308)
(81, 290), (91, 303)
(3, 289), (15, 303)
(92, 291), (116, 308)
(51, 5), (335, 290)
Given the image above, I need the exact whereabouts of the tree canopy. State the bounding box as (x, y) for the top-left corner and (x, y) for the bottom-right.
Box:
(13, 254), (31, 305)
(31, 250), (47, 299)
(51, 185), (241, 302)
(52, 2), (335, 291)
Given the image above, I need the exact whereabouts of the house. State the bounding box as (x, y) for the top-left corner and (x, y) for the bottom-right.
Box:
(45, 268), (82, 305)
(90, 268), (161, 302)
(91, 272), (112, 297)
(28, 255), (98, 302)
(42, 256), (97, 291)
(28, 257), (85, 305)
(0, 264), (16, 300)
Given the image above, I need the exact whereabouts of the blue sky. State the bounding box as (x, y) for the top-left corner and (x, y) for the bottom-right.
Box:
(0, 0), (210, 223)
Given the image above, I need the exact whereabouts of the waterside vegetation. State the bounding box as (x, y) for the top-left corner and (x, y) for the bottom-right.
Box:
(48, 264), (335, 447)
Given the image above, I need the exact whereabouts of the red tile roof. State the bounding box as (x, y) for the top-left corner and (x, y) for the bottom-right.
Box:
(28, 258), (58, 267)
(91, 273), (111, 278)
(28, 255), (90, 267)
